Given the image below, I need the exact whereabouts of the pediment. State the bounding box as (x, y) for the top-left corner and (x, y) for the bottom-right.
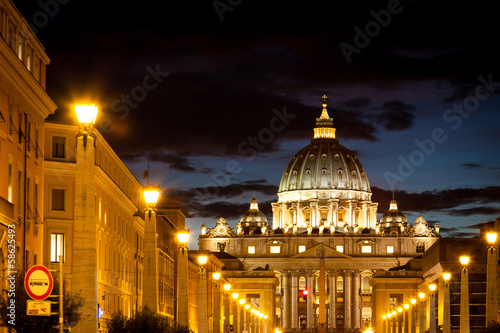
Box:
(290, 244), (352, 259)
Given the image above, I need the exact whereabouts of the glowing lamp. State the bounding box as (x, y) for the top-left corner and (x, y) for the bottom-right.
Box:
(387, 313), (392, 318)
(411, 298), (416, 305)
(224, 284), (231, 291)
(251, 308), (255, 314)
(429, 284), (437, 292)
(232, 293), (239, 299)
(418, 293), (425, 300)
(392, 311), (397, 316)
(75, 104), (98, 125)
(443, 272), (451, 281)
(239, 298), (246, 305)
(404, 304), (409, 310)
(178, 230), (190, 245)
(460, 256), (470, 266)
(198, 256), (208, 265)
(143, 185), (160, 205)
(213, 272), (221, 280)
(264, 315), (268, 319)
(397, 307), (402, 313)
(245, 304), (250, 310)
(487, 232), (498, 244)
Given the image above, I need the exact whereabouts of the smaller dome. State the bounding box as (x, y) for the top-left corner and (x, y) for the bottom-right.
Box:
(379, 195), (408, 235)
(240, 195), (268, 227)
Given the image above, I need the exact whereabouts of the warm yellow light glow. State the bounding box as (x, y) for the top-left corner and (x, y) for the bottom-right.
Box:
(487, 232), (498, 244)
(411, 298), (417, 305)
(239, 298), (246, 305)
(259, 313), (264, 318)
(275, 329), (281, 333)
(397, 307), (402, 313)
(177, 230), (190, 244)
(232, 293), (239, 299)
(143, 185), (160, 205)
(213, 272), (221, 280)
(224, 284), (231, 291)
(255, 311), (261, 316)
(264, 315), (268, 319)
(251, 308), (255, 313)
(387, 313), (392, 318)
(198, 256), (208, 265)
(419, 293), (425, 300)
(429, 284), (437, 292)
(443, 272), (451, 281)
(245, 304), (250, 310)
(404, 304), (409, 310)
(382, 315), (387, 320)
(460, 256), (470, 266)
(75, 104), (98, 124)
(392, 311), (397, 316)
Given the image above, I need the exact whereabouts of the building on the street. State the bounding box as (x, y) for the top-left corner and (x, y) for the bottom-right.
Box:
(199, 99), (441, 331)
(0, 0), (56, 275)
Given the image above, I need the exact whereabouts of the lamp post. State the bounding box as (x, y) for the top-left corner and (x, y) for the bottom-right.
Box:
(442, 273), (451, 333)
(73, 103), (99, 332)
(199, 255), (209, 333)
(392, 310), (397, 333)
(460, 256), (470, 333)
(397, 308), (403, 333)
(403, 304), (409, 333)
(429, 284), (437, 333)
(243, 301), (250, 333)
(486, 232), (498, 324)
(418, 293), (425, 333)
(213, 272), (222, 333)
(232, 293), (239, 333)
(387, 313), (392, 333)
(382, 315), (387, 333)
(143, 184), (160, 313)
(410, 299), (416, 333)
(224, 284), (231, 333)
(177, 230), (190, 327)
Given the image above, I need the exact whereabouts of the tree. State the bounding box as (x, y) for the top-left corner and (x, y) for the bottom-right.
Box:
(108, 306), (191, 333)
(0, 270), (84, 332)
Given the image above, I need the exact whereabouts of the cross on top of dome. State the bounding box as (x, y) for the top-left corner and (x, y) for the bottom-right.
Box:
(314, 95), (336, 140)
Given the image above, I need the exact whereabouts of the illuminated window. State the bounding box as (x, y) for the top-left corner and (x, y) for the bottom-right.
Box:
(337, 277), (344, 293)
(387, 245), (394, 253)
(270, 246), (281, 254)
(336, 245), (344, 253)
(248, 246), (255, 254)
(51, 189), (65, 211)
(361, 245), (372, 253)
(51, 233), (64, 262)
(52, 136), (65, 158)
(298, 245), (306, 253)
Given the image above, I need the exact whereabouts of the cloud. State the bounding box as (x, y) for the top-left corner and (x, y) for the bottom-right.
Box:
(461, 163), (484, 169)
(373, 100), (416, 131)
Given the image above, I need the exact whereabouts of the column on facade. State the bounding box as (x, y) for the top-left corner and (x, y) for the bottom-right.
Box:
(328, 270), (336, 329)
(353, 270), (360, 329)
(283, 271), (291, 330)
(272, 203), (279, 229)
(351, 202), (358, 227)
(344, 270), (352, 329)
(292, 202), (299, 226)
(291, 272), (299, 329)
(306, 271), (314, 329)
(280, 203), (288, 227)
(361, 203), (368, 228)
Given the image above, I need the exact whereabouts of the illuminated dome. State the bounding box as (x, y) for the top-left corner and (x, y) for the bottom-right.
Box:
(240, 195), (268, 227)
(378, 195), (408, 235)
(272, 97), (378, 231)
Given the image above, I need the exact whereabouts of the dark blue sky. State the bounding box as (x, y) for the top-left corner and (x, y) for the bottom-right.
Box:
(14, 0), (500, 247)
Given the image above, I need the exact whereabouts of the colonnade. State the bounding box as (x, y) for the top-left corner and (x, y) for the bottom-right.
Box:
(272, 200), (377, 230)
(280, 269), (366, 330)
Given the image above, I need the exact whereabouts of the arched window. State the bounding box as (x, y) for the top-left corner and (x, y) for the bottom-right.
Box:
(362, 275), (371, 293)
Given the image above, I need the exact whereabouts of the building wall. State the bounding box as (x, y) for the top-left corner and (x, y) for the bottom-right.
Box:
(0, 0), (56, 278)
(43, 122), (146, 331)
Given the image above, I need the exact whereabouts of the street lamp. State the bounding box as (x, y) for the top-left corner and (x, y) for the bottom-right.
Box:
(75, 103), (98, 147)
(223, 284), (231, 333)
(460, 256), (470, 333)
(397, 308), (403, 333)
(382, 315), (387, 333)
(143, 184), (160, 313)
(486, 232), (498, 324)
(418, 293), (425, 333)
(410, 299), (416, 333)
(429, 284), (437, 333)
(177, 229), (190, 327)
(213, 272), (222, 333)
(443, 273), (451, 333)
(403, 304), (409, 333)
(232, 293), (239, 333)
(199, 255), (209, 333)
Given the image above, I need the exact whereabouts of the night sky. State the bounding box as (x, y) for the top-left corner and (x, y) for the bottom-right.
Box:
(13, 0), (500, 248)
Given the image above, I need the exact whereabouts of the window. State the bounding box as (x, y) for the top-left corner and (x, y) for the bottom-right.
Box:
(298, 245), (306, 253)
(52, 136), (65, 158)
(51, 189), (65, 211)
(7, 163), (13, 202)
(270, 246), (281, 254)
(361, 245), (372, 253)
(336, 245), (344, 253)
(337, 277), (344, 293)
(387, 245), (394, 253)
(18, 112), (23, 144)
(416, 244), (425, 253)
(51, 233), (64, 262)
(248, 246), (255, 254)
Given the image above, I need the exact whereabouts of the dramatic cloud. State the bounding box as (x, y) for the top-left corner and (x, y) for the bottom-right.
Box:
(373, 100), (416, 131)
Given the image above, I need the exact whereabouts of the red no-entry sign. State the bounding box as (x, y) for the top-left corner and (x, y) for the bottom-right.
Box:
(24, 265), (54, 301)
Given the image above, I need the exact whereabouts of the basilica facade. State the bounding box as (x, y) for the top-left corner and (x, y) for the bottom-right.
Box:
(198, 99), (440, 331)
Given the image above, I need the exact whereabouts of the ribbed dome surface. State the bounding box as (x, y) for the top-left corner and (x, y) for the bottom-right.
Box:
(278, 140), (370, 193)
(240, 195), (268, 226)
(380, 198), (407, 228)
